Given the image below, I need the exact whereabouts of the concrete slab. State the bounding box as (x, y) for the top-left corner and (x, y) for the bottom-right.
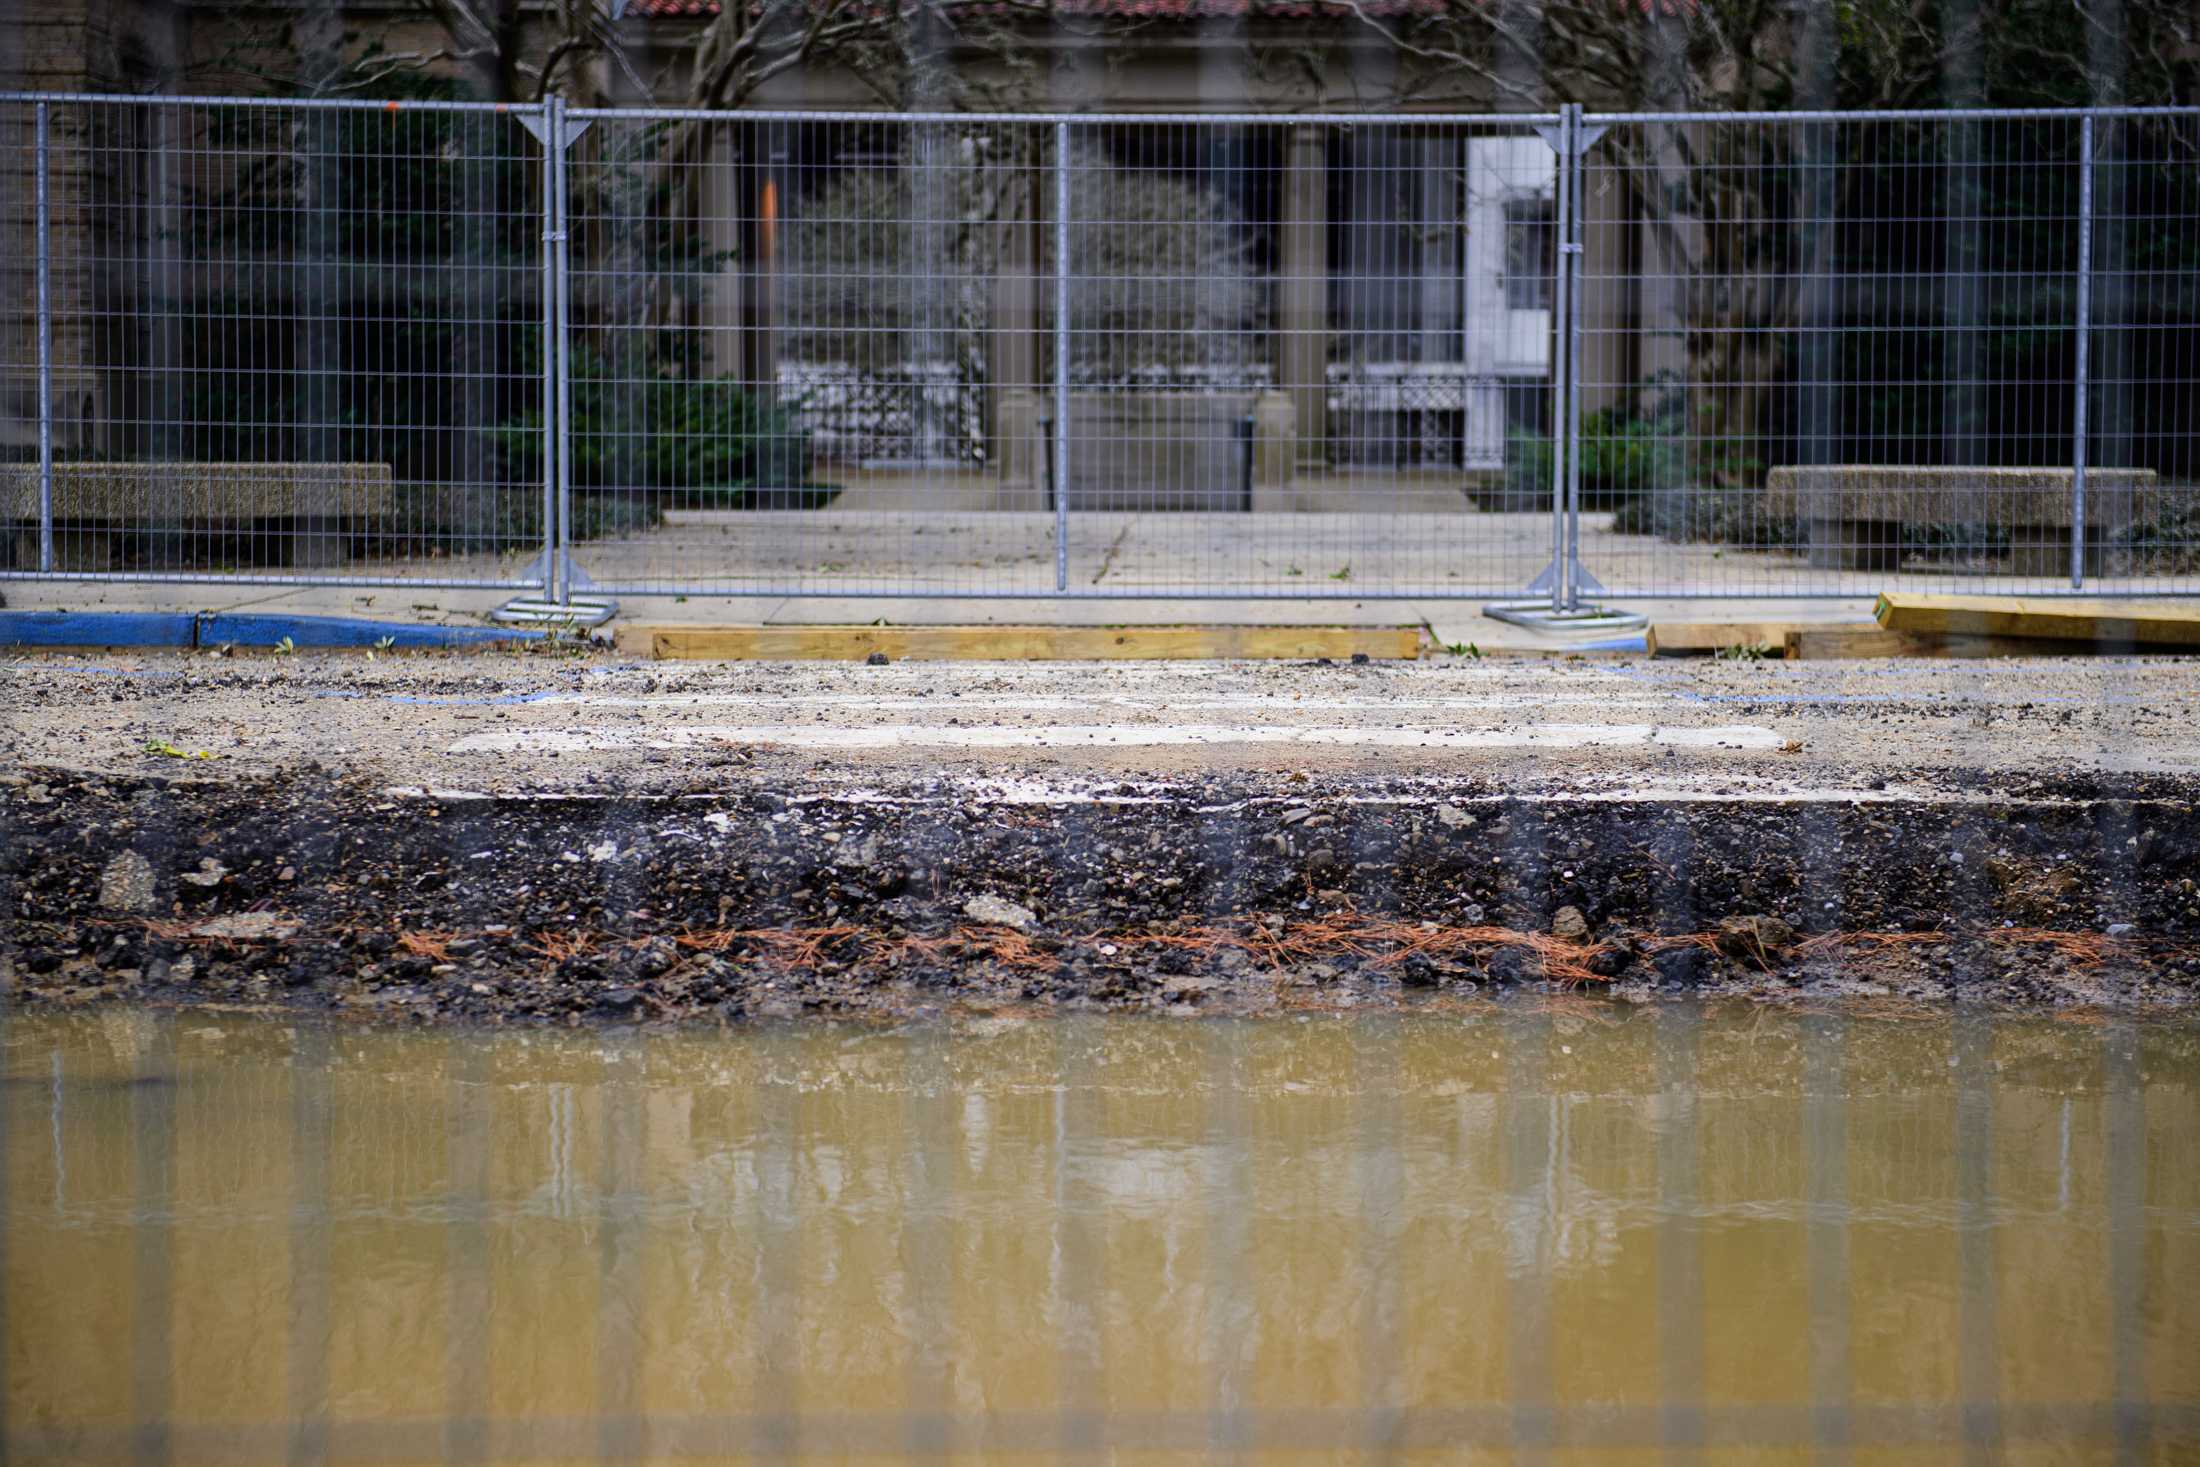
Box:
(0, 571), (1916, 658)
(7, 491), (2177, 658)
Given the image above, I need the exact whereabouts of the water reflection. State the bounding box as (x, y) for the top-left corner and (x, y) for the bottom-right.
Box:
(3, 1004), (2195, 1463)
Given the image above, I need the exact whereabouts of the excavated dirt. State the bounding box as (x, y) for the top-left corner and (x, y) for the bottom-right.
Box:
(7, 650), (2199, 1022)
(6, 760), (2199, 1023)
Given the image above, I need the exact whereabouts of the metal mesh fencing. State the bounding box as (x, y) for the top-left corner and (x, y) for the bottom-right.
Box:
(1065, 119), (1563, 598)
(4, 96), (2196, 603)
(0, 94), (553, 591)
(1574, 108), (2200, 599)
(560, 113), (1059, 598)
(559, 111), (1562, 599)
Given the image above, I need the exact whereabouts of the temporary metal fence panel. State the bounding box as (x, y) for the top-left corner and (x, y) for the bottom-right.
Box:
(2080, 110), (2200, 597)
(558, 112), (1062, 598)
(1051, 116), (1563, 600)
(1570, 107), (2200, 599)
(0, 94), (554, 591)
(558, 109), (1563, 599)
(6, 96), (2195, 603)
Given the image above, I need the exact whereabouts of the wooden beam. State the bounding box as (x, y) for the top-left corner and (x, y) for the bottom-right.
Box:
(622, 624), (1426, 662)
(1785, 627), (2114, 660)
(1645, 622), (1800, 658)
(1874, 594), (2200, 648)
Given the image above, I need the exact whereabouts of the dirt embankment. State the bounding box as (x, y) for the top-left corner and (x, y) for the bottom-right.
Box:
(6, 764), (2199, 1022)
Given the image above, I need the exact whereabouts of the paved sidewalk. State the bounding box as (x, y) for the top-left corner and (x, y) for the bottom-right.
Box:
(12, 499), (2179, 652)
(0, 575), (1886, 653)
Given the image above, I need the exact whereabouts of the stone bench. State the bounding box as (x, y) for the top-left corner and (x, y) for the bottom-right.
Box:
(1, 462), (397, 571)
(1765, 465), (2160, 575)
(997, 389), (1295, 512)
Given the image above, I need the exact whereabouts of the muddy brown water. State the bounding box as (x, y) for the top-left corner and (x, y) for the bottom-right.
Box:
(4, 1003), (2196, 1464)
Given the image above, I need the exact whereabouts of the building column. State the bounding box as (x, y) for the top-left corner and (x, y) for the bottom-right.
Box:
(1941, 0), (1985, 465)
(702, 123), (742, 379)
(1793, 0), (1839, 467)
(1278, 123), (1328, 470)
(988, 155), (1041, 486)
(2088, 0), (2129, 473)
(735, 121), (780, 404)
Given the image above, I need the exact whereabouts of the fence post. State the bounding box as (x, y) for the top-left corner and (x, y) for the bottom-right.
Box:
(538, 99), (562, 601)
(2071, 114), (2093, 590)
(1562, 102), (1588, 614)
(1547, 105), (1575, 614)
(1487, 106), (1638, 632)
(35, 100), (54, 574)
(550, 96), (578, 605)
(1053, 121), (1071, 593)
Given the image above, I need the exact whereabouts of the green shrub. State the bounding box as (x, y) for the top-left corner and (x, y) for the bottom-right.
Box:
(494, 350), (822, 518)
(1504, 396), (1688, 509)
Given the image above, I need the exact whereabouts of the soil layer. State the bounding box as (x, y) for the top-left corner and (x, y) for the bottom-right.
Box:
(6, 764), (2198, 1021)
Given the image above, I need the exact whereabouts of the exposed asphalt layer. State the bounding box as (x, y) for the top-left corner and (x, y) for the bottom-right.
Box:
(5, 648), (2198, 1021)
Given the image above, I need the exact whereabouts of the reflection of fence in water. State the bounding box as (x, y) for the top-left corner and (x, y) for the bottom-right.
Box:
(1, 1008), (2187, 1462)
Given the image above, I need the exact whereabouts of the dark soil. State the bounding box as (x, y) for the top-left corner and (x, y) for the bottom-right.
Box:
(6, 765), (2199, 1024)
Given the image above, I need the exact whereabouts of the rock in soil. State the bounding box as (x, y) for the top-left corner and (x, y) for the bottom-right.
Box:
(99, 850), (156, 912)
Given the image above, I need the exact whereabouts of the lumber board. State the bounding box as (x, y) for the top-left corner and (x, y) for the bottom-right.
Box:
(1874, 593), (2200, 647)
(624, 624), (1425, 662)
(1645, 622), (1797, 657)
(1785, 627), (2114, 660)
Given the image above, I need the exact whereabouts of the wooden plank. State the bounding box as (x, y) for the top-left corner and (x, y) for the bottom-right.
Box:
(1645, 622), (1797, 657)
(1785, 627), (2112, 660)
(1874, 593), (2200, 647)
(1786, 627), (1930, 659)
(625, 624), (1425, 662)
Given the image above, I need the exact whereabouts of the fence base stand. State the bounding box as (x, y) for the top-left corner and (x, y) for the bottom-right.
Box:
(493, 595), (618, 629)
(1482, 601), (1649, 634)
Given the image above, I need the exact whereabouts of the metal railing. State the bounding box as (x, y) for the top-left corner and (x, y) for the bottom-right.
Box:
(3, 94), (2194, 602)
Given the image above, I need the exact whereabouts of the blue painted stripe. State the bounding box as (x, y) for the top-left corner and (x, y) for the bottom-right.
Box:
(197, 613), (545, 649)
(0, 611), (197, 647)
(0, 609), (548, 650)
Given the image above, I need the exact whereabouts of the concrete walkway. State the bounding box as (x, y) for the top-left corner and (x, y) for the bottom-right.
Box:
(1, 576), (1887, 655)
(9, 501), (2181, 652)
